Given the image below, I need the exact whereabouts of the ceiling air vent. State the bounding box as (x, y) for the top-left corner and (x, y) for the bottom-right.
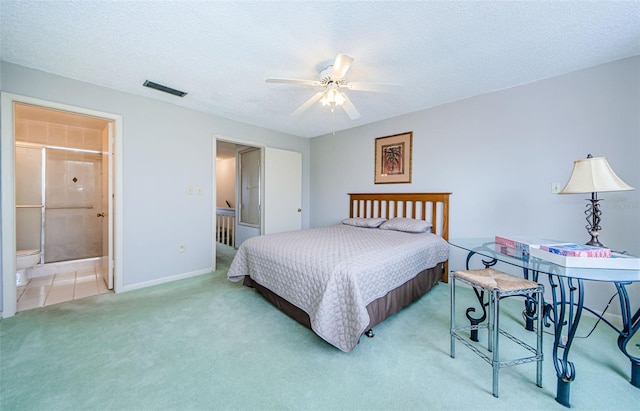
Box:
(143, 80), (187, 97)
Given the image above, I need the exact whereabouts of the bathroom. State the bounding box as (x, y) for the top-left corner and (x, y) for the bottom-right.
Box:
(14, 103), (113, 311)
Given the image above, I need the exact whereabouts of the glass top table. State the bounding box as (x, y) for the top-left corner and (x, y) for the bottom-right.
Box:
(449, 238), (640, 407)
(449, 238), (640, 282)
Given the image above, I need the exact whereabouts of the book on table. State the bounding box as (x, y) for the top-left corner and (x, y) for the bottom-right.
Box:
(529, 247), (639, 270)
(494, 235), (560, 253)
(494, 244), (530, 261)
(494, 236), (638, 269)
(540, 243), (611, 258)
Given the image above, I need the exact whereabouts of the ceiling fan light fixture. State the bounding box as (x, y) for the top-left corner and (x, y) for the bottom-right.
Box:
(319, 88), (345, 107)
(266, 53), (371, 120)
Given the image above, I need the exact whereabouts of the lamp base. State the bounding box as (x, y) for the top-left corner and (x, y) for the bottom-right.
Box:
(585, 196), (605, 248)
(586, 237), (604, 248)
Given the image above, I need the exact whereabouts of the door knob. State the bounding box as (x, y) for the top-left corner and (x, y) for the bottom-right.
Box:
(97, 212), (105, 217)
(297, 208), (302, 212)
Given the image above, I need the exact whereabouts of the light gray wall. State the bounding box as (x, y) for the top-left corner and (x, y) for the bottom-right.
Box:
(0, 62), (310, 306)
(0, 64), (4, 307)
(0, 62), (3, 305)
(310, 56), (640, 313)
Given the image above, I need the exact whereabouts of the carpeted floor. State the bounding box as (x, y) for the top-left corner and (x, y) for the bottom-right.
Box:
(0, 244), (638, 410)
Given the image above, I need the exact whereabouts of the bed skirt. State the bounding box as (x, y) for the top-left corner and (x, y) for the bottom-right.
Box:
(242, 263), (443, 335)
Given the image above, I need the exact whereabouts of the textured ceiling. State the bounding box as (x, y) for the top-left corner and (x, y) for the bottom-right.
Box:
(1, 1), (639, 138)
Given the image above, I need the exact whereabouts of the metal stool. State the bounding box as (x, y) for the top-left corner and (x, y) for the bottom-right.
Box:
(450, 268), (544, 397)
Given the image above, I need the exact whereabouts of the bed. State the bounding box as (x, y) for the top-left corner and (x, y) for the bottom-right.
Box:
(227, 192), (451, 352)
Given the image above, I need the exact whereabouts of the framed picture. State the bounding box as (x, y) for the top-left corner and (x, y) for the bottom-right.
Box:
(374, 131), (412, 184)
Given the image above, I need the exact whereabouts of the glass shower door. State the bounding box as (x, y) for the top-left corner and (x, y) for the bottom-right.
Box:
(44, 149), (103, 263)
(15, 146), (43, 256)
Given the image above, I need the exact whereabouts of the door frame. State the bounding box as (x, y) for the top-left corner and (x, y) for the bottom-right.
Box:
(1, 92), (124, 318)
(212, 136), (264, 269)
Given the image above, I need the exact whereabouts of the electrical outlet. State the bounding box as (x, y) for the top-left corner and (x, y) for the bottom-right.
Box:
(551, 182), (562, 194)
(178, 244), (185, 253)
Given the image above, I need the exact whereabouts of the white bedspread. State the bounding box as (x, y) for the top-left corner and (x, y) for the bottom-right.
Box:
(227, 224), (449, 352)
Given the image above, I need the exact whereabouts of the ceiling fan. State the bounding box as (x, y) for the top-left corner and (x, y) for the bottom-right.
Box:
(266, 54), (400, 120)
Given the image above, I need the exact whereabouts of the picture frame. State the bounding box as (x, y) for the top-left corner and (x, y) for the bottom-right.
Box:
(374, 131), (412, 184)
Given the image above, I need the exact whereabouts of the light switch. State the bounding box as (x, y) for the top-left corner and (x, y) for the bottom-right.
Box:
(186, 186), (193, 195)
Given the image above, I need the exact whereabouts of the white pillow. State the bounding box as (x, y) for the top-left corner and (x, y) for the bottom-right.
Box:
(341, 217), (387, 228)
(379, 218), (432, 233)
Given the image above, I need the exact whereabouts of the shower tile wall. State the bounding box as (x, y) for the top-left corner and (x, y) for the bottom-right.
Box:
(16, 118), (102, 151)
(16, 117), (104, 263)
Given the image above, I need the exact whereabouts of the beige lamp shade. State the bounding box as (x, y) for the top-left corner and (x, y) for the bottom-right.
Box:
(559, 156), (634, 194)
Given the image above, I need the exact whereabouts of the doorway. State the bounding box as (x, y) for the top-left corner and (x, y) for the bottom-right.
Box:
(1, 93), (123, 318)
(215, 140), (261, 249)
(213, 138), (303, 251)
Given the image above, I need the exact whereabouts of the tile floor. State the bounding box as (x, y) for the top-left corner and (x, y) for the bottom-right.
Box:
(16, 268), (111, 312)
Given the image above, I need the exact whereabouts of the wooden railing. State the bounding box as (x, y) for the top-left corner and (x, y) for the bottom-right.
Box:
(216, 208), (235, 248)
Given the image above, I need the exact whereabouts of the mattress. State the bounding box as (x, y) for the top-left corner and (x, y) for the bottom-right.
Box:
(228, 223), (449, 352)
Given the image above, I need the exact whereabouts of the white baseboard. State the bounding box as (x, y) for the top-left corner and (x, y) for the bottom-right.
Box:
(121, 267), (212, 293)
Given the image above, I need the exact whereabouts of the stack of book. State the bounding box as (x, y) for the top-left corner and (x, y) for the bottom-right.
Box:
(540, 243), (611, 258)
(530, 245), (639, 269)
(495, 235), (639, 269)
(494, 243), (530, 261)
(494, 235), (559, 262)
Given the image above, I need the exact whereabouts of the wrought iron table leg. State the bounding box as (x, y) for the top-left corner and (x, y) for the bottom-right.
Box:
(545, 276), (640, 407)
(546, 274), (583, 407)
(632, 360), (640, 388)
(615, 282), (640, 388)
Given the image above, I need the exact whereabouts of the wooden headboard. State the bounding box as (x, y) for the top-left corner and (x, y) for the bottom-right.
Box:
(348, 192), (451, 282)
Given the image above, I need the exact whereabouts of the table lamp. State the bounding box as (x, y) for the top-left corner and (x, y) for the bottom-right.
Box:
(559, 154), (634, 247)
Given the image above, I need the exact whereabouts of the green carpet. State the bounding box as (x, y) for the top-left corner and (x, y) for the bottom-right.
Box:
(1, 245), (638, 410)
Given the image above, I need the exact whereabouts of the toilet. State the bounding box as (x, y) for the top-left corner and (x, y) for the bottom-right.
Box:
(16, 249), (41, 286)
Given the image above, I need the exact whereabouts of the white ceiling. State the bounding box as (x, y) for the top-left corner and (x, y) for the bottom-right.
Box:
(2, 1), (639, 138)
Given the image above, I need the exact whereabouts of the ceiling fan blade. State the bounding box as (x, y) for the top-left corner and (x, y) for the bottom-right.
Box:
(341, 93), (360, 120)
(266, 78), (320, 86)
(291, 91), (325, 117)
(345, 82), (402, 93)
(331, 54), (354, 79)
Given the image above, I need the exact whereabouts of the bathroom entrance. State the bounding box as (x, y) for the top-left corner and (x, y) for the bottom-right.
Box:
(2, 93), (123, 318)
(14, 103), (115, 311)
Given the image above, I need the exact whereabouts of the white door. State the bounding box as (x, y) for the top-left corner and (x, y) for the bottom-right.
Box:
(263, 148), (302, 234)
